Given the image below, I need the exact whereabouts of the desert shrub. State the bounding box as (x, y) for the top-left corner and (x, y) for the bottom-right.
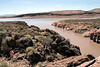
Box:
(5, 37), (12, 41)
(33, 31), (40, 35)
(18, 26), (24, 31)
(45, 29), (59, 35)
(0, 32), (6, 37)
(41, 32), (51, 36)
(0, 32), (6, 44)
(25, 32), (34, 36)
(30, 25), (40, 30)
(36, 62), (42, 67)
(56, 53), (63, 60)
(55, 35), (65, 43)
(1, 39), (10, 52)
(0, 60), (9, 67)
(0, 28), (5, 31)
(26, 47), (34, 56)
(17, 37), (33, 49)
(14, 33), (21, 40)
(66, 39), (71, 45)
(5, 36), (16, 49)
(25, 34), (32, 39)
(35, 36), (53, 45)
(36, 61), (49, 67)
(30, 27), (39, 31)
(36, 42), (42, 46)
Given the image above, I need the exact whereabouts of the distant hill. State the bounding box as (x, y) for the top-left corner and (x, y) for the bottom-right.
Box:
(0, 8), (100, 18)
(50, 10), (85, 14)
(89, 8), (100, 13)
(0, 14), (15, 17)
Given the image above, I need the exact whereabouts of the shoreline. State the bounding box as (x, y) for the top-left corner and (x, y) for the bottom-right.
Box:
(52, 19), (100, 44)
(13, 16), (100, 18)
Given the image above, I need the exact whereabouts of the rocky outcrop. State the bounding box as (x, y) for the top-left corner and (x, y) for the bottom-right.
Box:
(77, 56), (100, 67)
(52, 19), (100, 43)
(46, 54), (95, 67)
(90, 30), (100, 43)
(47, 55), (100, 67)
(0, 21), (81, 66)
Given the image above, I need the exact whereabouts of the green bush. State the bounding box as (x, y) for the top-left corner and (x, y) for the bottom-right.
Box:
(36, 61), (49, 67)
(26, 47), (34, 56)
(56, 53), (63, 60)
(41, 32), (51, 36)
(36, 42), (42, 46)
(14, 33), (21, 40)
(25, 34), (32, 39)
(25, 32), (34, 36)
(5, 37), (12, 41)
(35, 36), (53, 45)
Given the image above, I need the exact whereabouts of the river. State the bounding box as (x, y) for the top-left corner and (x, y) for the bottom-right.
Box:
(0, 18), (100, 57)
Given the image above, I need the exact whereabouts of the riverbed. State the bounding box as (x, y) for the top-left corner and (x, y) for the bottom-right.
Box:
(0, 18), (100, 57)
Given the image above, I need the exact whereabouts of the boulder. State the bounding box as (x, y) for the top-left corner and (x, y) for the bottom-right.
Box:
(46, 54), (95, 67)
(77, 56), (100, 67)
(83, 31), (94, 37)
(74, 29), (88, 34)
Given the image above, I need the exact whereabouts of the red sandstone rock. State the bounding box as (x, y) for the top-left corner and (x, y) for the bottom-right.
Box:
(46, 54), (94, 67)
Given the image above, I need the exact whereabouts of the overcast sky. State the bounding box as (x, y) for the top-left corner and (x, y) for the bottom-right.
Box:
(0, 0), (100, 15)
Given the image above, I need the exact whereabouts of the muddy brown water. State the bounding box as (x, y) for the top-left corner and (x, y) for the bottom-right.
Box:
(0, 18), (100, 57)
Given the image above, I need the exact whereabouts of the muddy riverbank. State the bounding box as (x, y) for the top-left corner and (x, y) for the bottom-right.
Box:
(52, 19), (100, 43)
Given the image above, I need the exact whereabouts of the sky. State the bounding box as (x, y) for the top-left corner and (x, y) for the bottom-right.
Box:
(0, 0), (100, 15)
